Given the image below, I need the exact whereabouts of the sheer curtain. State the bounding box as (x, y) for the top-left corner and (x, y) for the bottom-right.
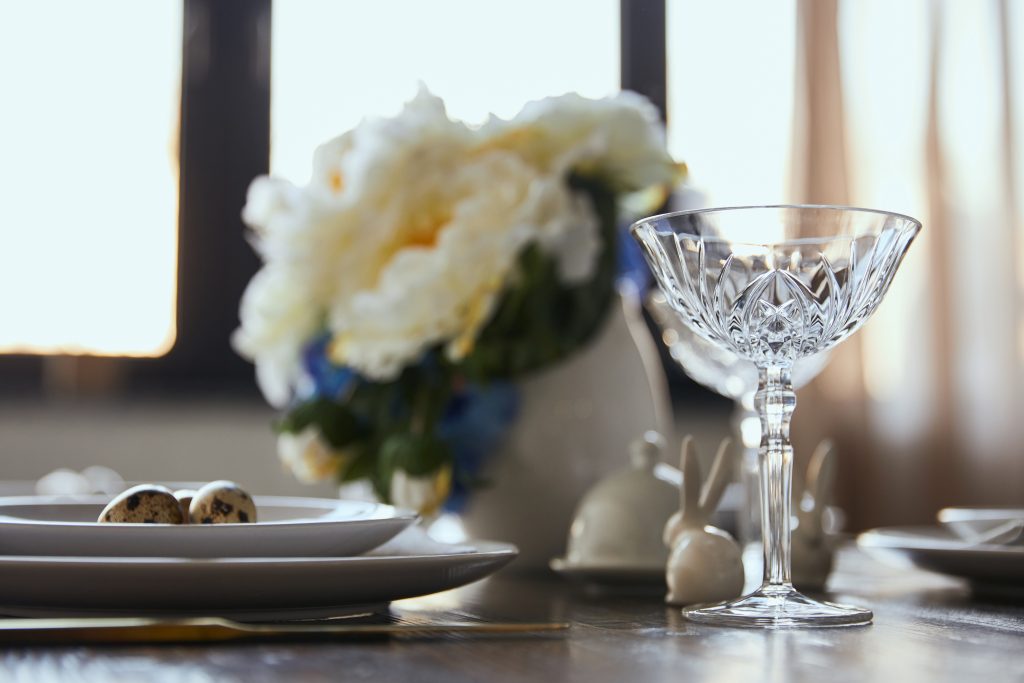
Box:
(790, 0), (1024, 527)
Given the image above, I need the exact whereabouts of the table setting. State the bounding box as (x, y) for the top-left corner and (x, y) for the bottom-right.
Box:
(0, 478), (519, 622)
(3, 81), (1024, 683)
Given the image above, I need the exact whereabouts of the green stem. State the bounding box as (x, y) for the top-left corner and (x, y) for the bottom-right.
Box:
(410, 362), (453, 437)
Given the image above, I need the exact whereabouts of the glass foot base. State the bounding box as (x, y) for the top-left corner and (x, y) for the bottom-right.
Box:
(681, 586), (872, 628)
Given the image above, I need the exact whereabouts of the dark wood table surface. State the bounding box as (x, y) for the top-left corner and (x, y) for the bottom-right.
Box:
(2, 547), (1023, 683)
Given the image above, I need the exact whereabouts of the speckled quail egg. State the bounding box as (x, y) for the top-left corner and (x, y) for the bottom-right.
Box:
(174, 489), (198, 522)
(189, 480), (257, 524)
(98, 484), (185, 524)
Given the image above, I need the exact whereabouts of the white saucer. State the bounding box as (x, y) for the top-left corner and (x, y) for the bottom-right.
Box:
(0, 541), (517, 621)
(937, 507), (1024, 542)
(857, 526), (1024, 587)
(0, 495), (416, 558)
(549, 558), (665, 586)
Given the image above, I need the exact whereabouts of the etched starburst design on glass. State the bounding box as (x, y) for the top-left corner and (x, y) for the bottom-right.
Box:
(632, 205), (921, 628)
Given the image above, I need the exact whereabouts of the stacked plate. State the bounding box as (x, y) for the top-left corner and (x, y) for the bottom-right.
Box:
(857, 507), (1024, 598)
(0, 494), (517, 620)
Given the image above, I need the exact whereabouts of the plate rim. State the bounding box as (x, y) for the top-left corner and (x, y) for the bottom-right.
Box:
(0, 495), (418, 529)
(937, 506), (1024, 522)
(0, 540), (519, 567)
(857, 525), (1024, 556)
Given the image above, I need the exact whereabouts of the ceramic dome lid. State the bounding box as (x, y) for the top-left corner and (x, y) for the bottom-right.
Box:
(564, 432), (679, 568)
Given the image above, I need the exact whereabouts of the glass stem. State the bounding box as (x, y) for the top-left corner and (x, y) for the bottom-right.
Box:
(732, 397), (762, 549)
(756, 364), (795, 589)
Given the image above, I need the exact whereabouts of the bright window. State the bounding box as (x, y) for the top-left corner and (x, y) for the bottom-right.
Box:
(271, 0), (620, 182)
(0, 0), (182, 356)
(666, 0), (797, 206)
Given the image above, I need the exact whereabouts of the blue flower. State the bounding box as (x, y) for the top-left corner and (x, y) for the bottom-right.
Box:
(616, 223), (651, 292)
(302, 334), (355, 400)
(438, 382), (520, 512)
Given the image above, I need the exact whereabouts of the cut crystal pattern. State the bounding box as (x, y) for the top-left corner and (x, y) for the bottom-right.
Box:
(634, 209), (918, 368)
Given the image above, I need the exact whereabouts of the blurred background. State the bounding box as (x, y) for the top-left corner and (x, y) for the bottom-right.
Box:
(0, 0), (1020, 528)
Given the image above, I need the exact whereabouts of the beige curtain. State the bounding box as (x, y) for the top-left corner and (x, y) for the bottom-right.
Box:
(790, 0), (1024, 528)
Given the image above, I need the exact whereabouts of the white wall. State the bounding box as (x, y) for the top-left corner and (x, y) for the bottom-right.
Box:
(0, 398), (336, 497)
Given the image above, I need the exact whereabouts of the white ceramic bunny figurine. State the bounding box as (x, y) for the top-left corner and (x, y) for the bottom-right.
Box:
(664, 436), (744, 606)
(791, 440), (837, 591)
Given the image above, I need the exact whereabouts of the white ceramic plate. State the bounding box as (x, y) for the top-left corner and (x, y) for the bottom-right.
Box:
(857, 526), (1024, 585)
(0, 495), (416, 558)
(937, 507), (1024, 540)
(0, 541), (517, 621)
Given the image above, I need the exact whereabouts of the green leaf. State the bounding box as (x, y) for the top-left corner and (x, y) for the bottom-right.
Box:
(378, 432), (452, 478)
(338, 443), (377, 483)
(319, 409), (364, 449)
(275, 398), (365, 449)
(274, 401), (319, 434)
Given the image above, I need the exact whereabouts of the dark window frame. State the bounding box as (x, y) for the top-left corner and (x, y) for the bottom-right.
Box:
(130, 0), (271, 390)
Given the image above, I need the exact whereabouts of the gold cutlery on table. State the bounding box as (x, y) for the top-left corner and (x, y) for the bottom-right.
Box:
(0, 617), (569, 645)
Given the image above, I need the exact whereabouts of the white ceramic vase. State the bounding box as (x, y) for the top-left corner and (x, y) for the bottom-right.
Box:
(459, 287), (673, 570)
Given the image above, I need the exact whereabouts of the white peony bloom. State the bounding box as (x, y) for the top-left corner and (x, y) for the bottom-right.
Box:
(232, 265), (319, 408)
(234, 87), (675, 396)
(480, 90), (676, 194)
(473, 90), (676, 285)
(312, 88), (476, 211)
(235, 89), (481, 389)
(276, 427), (344, 484)
(240, 88), (604, 383)
(325, 150), (565, 378)
(389, 466), (452, 517)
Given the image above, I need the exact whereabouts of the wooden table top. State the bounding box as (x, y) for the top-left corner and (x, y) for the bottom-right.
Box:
(2, 547), (1022, 683)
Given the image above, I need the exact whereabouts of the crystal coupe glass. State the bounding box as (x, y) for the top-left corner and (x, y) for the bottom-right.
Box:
(647, 289), (831, 570)
(631, 205), (921, 627)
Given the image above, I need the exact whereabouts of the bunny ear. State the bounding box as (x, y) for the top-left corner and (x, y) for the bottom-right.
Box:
(807, 440), (837, 511)
(680, 436), (701, 522)
(699, 437), (734, 515)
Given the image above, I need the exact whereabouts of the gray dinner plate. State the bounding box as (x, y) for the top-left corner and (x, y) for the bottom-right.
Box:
(0, 541), (517, 621)
(857, 526), (1024, 586)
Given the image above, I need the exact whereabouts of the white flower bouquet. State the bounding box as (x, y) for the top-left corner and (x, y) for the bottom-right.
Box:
(234, 88), (680, 514)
